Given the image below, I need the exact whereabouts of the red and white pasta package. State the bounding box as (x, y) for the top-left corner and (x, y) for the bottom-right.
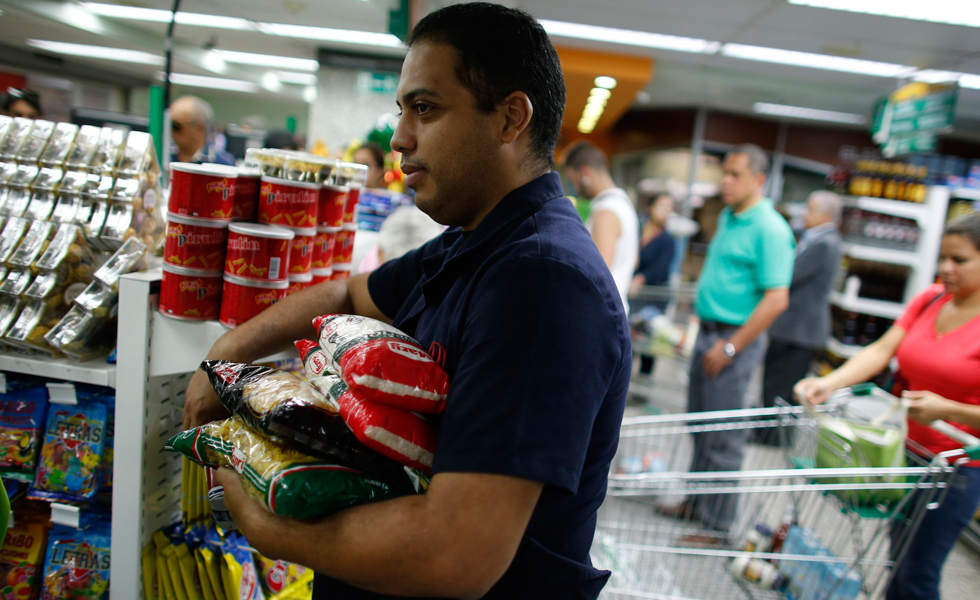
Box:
(312, 314), (449, 414)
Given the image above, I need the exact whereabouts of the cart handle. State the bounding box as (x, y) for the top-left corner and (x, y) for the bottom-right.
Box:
(930, 420), (980, 459)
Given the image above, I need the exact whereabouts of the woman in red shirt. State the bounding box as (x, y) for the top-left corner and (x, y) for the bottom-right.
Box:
(796, 212), (980, 600)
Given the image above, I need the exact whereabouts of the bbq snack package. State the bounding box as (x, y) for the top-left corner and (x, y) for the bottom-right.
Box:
(313, 314), (449, 413)
(165, 415), (400, 519)
(0, 376), (49, 482)
(0, 521), (47, 600)
(40, 523), (111, 600)
(28, 401), (106, 502)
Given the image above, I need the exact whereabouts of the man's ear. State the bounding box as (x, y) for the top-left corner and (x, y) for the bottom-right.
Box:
(499, 91), (533, 145)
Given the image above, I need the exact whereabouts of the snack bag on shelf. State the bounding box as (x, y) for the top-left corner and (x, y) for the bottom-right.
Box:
(0, 521), (47, 600)
(13, 121), (54, 165)
(0, 296), (23, 345)
(63, 126), (101, 171)
(95, 236), (147, 289)
(142, 543), (160, 600)
(29, 402), (106, 502)
(38, 123), (79, 167)
(117, 131), (159, 177)
(198, 360), (412, 486)
(6, 221), (54, 270)
(313, 314), (449, 414)
(165, 415), (400, 519)
(199, 528), (225, 600)
(0, 378), (48, 482)
(153, 530), (187, 600)
(256, 556), (311, 600)
(335, 380), (437, 473)
(0, 120), (32, 162)
(0, 220), (29, 265)
(105, 174), (163, 251)
(220, 533), (265, 600)
(40, 523), (111, 600)
(175, 542), (205, 600)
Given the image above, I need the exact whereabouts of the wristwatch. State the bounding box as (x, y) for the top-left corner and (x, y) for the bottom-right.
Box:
(723, 342), (737, 358)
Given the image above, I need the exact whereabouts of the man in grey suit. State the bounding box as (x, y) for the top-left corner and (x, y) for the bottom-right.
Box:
(758, 191), (843, 444)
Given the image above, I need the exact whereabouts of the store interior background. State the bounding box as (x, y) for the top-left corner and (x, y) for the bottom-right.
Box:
(1, 1), (979, 596)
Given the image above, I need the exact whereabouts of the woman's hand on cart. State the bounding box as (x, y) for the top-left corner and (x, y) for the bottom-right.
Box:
(903, 390), (960, 425)
(794, 376), (836, 406)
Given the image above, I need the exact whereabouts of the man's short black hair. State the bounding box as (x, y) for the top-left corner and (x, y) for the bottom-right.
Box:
(562, 141), (609, 172)
(407, 2), (565, 170)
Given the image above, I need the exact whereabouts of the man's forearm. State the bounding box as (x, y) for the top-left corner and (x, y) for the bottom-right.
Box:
(207, 279), (355, 364)
(728, 290), (789, 351)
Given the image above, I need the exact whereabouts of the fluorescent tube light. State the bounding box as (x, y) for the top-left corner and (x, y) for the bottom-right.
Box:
(26, 39), (164, 65)
(167, 73), (259, 93)
(256, 23), (403, 47)
(788, 1), (980, 29)
(277, 72), (319, 85)
(202, 50), (227, 74)
(754, 102), (867, 124)
(261, 72), (283, 93)
(303, 86), (318, 103)
(218, 50), (318, 72)
(913, 69), (980, 89)
(82, 3), (252, 29)
(589, 88), (612, 101)
(539, 20), (721, 54)
(594, 76), (617, 89)
(722, 43), (915, 78)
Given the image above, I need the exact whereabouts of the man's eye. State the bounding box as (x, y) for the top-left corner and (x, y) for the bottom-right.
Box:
(414, 103), (432, 115)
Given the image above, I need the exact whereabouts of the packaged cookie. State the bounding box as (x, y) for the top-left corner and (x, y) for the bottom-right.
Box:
(99, 202), (134, 250)
(58, 170), (91, 197)
(0, 296), (22, 341)
(40, 523), (111, 600)
(35, 223), (96, 273)
(0, 269), (33, 297)
(7, 165), (39, 190)
(0, 119), (33, 162)
(46, 305), (114, 361)
(30, 167), (63, 193)
(7, 221), (55, 270)
(87, 127), (126, 175)
(117, 131), (158, 176)
(0, 189), (31, 219)
(0, 219), (31, 264)
(5, 299), (56, 354)
(63, 125), (102, 170)
(0, 116), (10, 142)
(29, 402), (106, 502)
(39, 123), (79, 167)
(14, 121), (54, 164)
(84, 202), (110, 251)
(24, 192), (56, 222)
(50, 194), (81, 224)
(74, 281), (115, 317)
(93, 237), (147, 289)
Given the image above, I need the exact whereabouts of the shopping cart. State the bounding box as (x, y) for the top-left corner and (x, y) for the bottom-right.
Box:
(629, 282), (699, 406)
(593, 396), (980, 600)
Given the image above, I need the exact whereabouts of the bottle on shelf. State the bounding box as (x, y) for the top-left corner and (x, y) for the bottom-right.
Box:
(870, 161), (885, 198)
(730, 556), (788, 592)
(883, 162), (900, 200)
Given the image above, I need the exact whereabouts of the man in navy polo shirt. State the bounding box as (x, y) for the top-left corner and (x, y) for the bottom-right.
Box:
(182, 4), (631, 599)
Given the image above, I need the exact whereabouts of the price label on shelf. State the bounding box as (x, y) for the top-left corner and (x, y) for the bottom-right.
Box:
(46, 382), (77, 405)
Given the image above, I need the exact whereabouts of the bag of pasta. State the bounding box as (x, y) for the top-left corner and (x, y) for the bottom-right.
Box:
(200, 360), (416, 491)
(165, 416), (400, 519)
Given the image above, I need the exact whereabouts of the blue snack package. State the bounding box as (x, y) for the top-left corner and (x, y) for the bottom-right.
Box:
(0, 380), (48, 482)
(28, 402), (106, 502)
(41, 523), (111, 600)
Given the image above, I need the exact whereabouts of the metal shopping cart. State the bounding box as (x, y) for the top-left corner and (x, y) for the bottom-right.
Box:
(629, 283), (699, 406)
(593, 395), (980, 600)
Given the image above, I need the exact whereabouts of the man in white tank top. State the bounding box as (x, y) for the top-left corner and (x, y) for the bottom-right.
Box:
(562, 142), (639, 313)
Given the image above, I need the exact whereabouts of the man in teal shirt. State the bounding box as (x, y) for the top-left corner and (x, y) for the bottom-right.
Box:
(662, 144), (794, 539)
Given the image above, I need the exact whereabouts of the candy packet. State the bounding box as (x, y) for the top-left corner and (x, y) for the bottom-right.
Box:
(0, 119), (33, 162)
(0, 377), (48, 482)
(256, 556), (312, 600)
(40, 523), (111, 600)
(38, 123), (79, 167)
(29, 402), (106, 502)
(87, 128), (126, 175)
(166, 416), (400, 519)
(63, 126), (101, 171)
(221, 533), (265, 600)
(13, 121), (54, 164)
(143, 542), (160, 600)
(0, 521), (47, 600)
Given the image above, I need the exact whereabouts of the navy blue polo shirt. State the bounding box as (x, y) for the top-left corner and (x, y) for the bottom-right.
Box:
(312, 172), (631, 599)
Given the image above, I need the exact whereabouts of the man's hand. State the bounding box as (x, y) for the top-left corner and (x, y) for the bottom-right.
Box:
(702, 339), (733, 378)
(905, 390), (958, 425)
(213, 467), (270, 536)
(183, 369), (229, 430)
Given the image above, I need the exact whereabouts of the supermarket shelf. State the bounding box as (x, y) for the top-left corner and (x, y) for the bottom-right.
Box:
(825, 337), (863, 359)
(952, 187), (980, 202)
(0, 352), (116, 388)
(830, 291), (904, 320)
(840, 242), (918, 267)
(841, 196), (929, 223)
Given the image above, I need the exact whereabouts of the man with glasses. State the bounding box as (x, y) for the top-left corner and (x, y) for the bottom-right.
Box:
(3, 88), (42, 119)
(170, 95), (235, 166)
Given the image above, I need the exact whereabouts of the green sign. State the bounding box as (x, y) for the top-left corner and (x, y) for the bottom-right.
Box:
(388, 0), (410, 41)
(355, 71), (398, 95)
(889, 88), (957, 136)
(884, 133), (937, 158)
(872, 84), (958, 156)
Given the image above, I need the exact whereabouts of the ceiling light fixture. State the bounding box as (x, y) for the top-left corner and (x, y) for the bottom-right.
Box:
(913, 69), (980, 90)
(218, 49), (318, 72)
(540, 20), (721, 54)
(82, 3), (252, 30)
(303, 86), (318, 103)
(753, 102), (867, 124)
(255, 22), (403, 47)
(788, 1), (980, 29)
(261, 72), (283, 93)
(26, 39), (164, 65)
(594, 76), (617, 90)
(167, 73), (258, 93)
(202, 50), (227, 74)
(277, 72), (319, 85)
(722, 43), (915, 78)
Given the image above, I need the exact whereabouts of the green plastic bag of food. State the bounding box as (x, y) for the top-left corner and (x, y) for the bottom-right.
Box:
(165, 416), (399, 519)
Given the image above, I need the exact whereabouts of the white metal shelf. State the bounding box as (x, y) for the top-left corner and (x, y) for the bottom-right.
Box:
(951, 187), (980, 202)
(840, 242), (918, 267)
(0, 352), (116, 388)
(841, 195), (929, 224)
(830, 291), (905, 320)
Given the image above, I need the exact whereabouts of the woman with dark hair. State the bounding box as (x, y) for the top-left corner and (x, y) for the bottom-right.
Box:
(353, 142), (387, 189)
(797, 211), (980, 600)
(3, 88), (41, 119)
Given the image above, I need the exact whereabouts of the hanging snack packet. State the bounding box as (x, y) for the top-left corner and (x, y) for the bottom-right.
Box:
(175, 543), (204, 600)
(334, 381), (436, 473)
(154, 531), (188, 600)
(41, 524), (111, 600)
(166, 416), (399, 519)
(255, 556), (310, 600)
(143, 542), (160, 600)
(221, 533), (265, 600)
(199, 360), (409, 485)
(313, 314), (449, 414)
(200, 528), (226, 600)
(0, 522), (47, 600)
(29, 402), (106, 502)
(0, 377), (48, 482)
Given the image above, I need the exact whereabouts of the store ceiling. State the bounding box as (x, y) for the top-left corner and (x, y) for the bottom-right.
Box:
(0, 0), (978, 139)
